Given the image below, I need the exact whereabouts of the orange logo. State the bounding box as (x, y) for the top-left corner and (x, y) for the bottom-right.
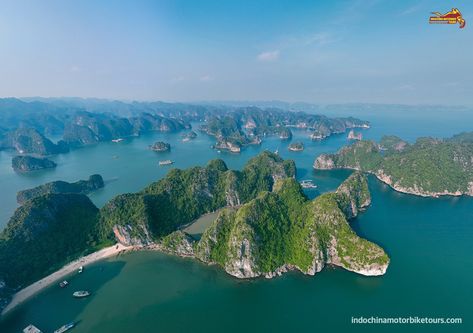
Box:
(429, 8), (466, 29)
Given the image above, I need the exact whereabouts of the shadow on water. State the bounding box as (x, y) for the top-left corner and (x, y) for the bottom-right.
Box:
(0, 259), (126, 333)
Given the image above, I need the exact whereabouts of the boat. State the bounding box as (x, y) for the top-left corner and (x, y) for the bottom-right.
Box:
(59, 280), (69, 288)
(78, 266), (83, 273)
(54, 322), (75, 333)
(111, 138), (124, 143)
(300, 180), (317, 189)
(73, 290), (90, 298)
(159, 160), (174, 166)
(23, 324), (42, 333)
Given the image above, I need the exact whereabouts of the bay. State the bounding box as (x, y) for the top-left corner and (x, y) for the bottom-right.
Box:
(1, 109), (472, 332)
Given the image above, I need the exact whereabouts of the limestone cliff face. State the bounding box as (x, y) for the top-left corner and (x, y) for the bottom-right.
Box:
(192, 173), (389, 279)
(313, 154), (336, 170)
(105, 152), (295, 247)
(313, 135), (473, 198)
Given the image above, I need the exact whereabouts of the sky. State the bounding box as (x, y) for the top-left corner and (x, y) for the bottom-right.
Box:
(0, 0), (472, 105)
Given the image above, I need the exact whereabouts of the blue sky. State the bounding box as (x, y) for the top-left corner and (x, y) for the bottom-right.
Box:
(0, 0), (472, 104)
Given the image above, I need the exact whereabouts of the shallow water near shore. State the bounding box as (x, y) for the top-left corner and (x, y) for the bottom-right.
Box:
(1, 109), (473, 332)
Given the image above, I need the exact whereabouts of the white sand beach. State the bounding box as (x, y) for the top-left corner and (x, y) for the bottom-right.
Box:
(1, 243), (132, 316)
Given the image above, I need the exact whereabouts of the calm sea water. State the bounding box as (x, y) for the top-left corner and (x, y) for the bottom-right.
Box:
(1, 109), (473, 332)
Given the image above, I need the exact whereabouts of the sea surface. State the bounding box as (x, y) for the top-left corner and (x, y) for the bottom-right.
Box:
(1, 108), (472, 332)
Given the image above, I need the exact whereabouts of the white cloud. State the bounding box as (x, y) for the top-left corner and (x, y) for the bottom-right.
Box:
(170, 76), (185, 84)
(70, 66), (81, 73)
(200, 75), (214, 82)
(401, 3), (423, 16)
(303, 32), (334, 46)
(396, 84), (415, 91)
(257, 50), (280, 62)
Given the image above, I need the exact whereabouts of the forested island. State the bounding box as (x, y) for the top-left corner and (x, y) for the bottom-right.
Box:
(149, 141), (171, 152)
(314, 132), (473, 197)
(0, 152), (387, 312)
(16, 175), (104, 204)
(11, 156), (57, 172)
(0, 98), (369, 155)
(288, 142), (304, 151)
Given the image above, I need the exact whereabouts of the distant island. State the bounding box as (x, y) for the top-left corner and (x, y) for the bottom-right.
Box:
(1, 128), (69, 156)
(199, 107), (369, 151)
(314, 132), (473, 197)
(149, 141), (171, 152)
(16, 174), (104, 204)
(0, 152), (387, 313)
(288, 142), (304, 152)
(11, 155), (57, 172)
(182, 131), (197, 142)
(279, 127), (292, 140)
(0, 98), (369, 156)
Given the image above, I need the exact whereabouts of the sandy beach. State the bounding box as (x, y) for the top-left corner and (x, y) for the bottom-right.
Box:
(1, 243), (132, 316)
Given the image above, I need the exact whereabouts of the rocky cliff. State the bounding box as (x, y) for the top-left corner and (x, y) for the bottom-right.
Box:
(160, 172), (389, 279)
(101, 151), (296, 246)
(314, 133), (473, 197)
(0, 128), (69, 155)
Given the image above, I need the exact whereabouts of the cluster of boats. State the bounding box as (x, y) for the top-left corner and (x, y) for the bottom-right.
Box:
(23, 266), (90, 333)
(299, 179), (318, 189)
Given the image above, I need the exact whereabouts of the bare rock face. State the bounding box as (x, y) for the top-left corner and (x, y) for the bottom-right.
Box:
(113, 224), (154, 247)
(313, 154), (336, 170)
(224, 238), (259, 278)
(157, 231), (195, 257)
(192, 173), (389, 279)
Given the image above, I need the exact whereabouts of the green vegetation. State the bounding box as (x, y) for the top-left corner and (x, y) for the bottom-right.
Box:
(196, 172), (388, 277)
(0, 152), (387, 312)
(0, 194), (101, 289)
(17, 174), (104, 204)
(0, 128), (69, 155)
(149, 141), (171, 152)
(11, 155), (57, 172)
(288, 142), (304, 151)
(315, 133), (473, 196)
(99, 151), (295, 244)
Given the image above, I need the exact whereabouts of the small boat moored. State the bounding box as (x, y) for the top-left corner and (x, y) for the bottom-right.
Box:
(78, 266), (83, 273)
(59, 280), (69, 288)
(300, 180), (318, 189)
(159, 160), (174, 166)
(73, 290), (90, 298)
(54, 322), (75, 333)
(23, 324), (42, 333)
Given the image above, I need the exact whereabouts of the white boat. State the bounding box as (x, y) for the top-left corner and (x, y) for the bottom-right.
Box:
(73, 290), (90, 298)
(300, 180), (317, 189)
(78, 266), (83, 273)
(54, 322), (75, 333)
(23, 325), (42, 333)
(59, 280), (69, 288)
(159, 160), (174, 166)
(111, 138), (124, 143)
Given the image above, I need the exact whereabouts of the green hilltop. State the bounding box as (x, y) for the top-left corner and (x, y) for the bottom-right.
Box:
(314, 133), (473, 197)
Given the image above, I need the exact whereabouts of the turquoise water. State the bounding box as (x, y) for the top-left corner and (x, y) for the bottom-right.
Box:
(1, 110), (473, 332)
